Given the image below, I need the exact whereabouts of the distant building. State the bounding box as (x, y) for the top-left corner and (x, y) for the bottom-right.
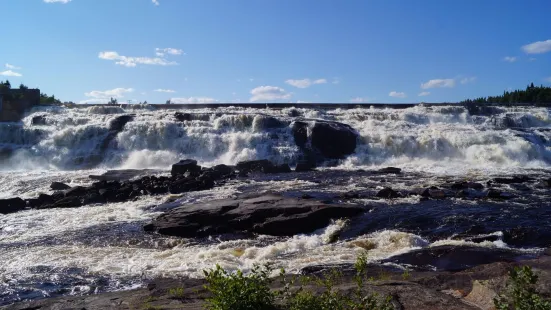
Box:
(0, 87), (41, 122)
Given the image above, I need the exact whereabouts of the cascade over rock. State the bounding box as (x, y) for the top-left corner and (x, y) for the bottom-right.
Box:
(292, 119), (358, 159)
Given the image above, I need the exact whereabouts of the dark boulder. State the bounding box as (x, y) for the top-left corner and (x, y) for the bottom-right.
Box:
(41, 196), (83, 209)
(291, 121), (308, 148)
(295, 160), (315, 172)
(378, 167), (402, 174)
(144, 194), (365, 237)
(255, 116), (287, 129)
(31, 115), (47, 126)
(64, 186), (88, 198)
(236, 159), (275, 173)
(410, 188), (431, 197)
(492, 176), (532, 184)
(376, 187), (402, 199)
(89, 169), (163, 181)
(383, 245), (533, 271)
(207, 164), (235, 178)
(171, 159), (200, 176)
(486, 189), (514, 200)
(108, 114), (134, 132)
(0, 197), (26, 214)
(288, 108), (301, 117)
(276, 163), (292, 173)
(50, 182), (71, 191)
(311, 121), (357, 159)
(174, 112), (192, 122)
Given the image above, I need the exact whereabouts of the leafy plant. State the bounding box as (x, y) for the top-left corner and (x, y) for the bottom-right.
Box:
(494, 265), (551, 310)
(203, 263), (276, 310)
(168, 287), (185, 298)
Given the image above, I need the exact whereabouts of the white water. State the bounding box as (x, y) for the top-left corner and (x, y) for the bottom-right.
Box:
(1, 104), (550, 301)
(1, 105), (550, 175)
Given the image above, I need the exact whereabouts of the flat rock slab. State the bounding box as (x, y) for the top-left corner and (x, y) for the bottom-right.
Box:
(144, 194), (365, 237)
(89, 169), (165, 181)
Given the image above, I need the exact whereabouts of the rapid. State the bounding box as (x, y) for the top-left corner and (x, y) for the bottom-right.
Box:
(1, 104), (550, 304)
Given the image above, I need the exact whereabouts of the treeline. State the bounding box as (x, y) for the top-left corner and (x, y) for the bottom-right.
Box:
(460, 83), (551, 106)
(0, 79), (63, 105)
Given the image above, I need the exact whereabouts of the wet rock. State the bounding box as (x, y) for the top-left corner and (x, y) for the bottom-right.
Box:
(542, 178), (551, 187)
(50, 182), (71, 191)
(210, 164), (235, 177)
(410, 188), (430, 197)
(295, 160), (315, 172)
(288, 108), (301, 117)
(41, 196), (83, 209)
(64, 186), (87, 198)
(0, 197), (26, 214)
(31, 115), (47, 125)
(145, 194), (365, 237)
(383, 245), (534, 271)
(450, 182), (484, 190)
(486, 189), (514, 200)
(256, 116), (287, 129)
(174, 112), (191, 122)
(108, 114), (134, 132)
(171, 159), (200, 176)
(376, 187), (402, 199)
(276, 163), (292, 173)
(311, 121), (357, 159)
(89, 169), (163, 181)
(428, 189), (446, 199)
(291, 121), (308, 148)
(236, 159), (275, 173)
(378, 167), (402, 174)
(492, 176), (532, 184)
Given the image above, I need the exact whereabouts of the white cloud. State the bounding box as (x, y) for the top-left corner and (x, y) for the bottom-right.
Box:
(99, 49), (180, 67)
(285, 78), (327, 88)
(460, 76), (477, 84)
(44, 0), (71, 3)
(522, 39), (551, 54)
(0, 70), (22, 77)
(332, 77), (341, 84)
(155, 47), (183, 57)
(389, 91), (406, 98)
(171, 97), (219, 104)
(349, 97), (371, 103)
(154, 89), (176, 93)
(545, 77), (551, 83)
(250, 86), (291, 102)
(296, 100), (310, 103)
(420, 78), (455, 89)
(529, 58), (537, 62)
(503, 56), (517, 63)
(85, 88), (134, 98)
(79, 98), (109, 104)
(5, 63), (21, 70)
(152, 0), (160, 5)
(418, 91), (430, 97)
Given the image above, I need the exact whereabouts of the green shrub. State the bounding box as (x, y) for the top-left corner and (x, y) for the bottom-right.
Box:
(494, 265), (551, 310)
(203, 263), (276, 310)
(202, 255), (394, 310)
(168, 287), (185, 298)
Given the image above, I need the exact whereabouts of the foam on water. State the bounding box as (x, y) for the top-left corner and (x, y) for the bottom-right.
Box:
(1, 105), (550, 174)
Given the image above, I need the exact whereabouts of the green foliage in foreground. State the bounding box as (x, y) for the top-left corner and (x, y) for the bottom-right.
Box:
(203, 253), (394, 310)
(494, 265), (551, 310)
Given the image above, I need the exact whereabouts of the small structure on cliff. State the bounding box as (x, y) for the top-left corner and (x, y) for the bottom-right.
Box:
(0, 82), (40, 122)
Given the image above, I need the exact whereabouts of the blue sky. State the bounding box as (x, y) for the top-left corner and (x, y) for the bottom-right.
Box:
(1, 0), (550, 104)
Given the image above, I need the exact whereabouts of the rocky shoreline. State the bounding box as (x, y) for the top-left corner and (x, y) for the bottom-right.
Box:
(2, 155), (551, 308)
(4, 253), (551, 310)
